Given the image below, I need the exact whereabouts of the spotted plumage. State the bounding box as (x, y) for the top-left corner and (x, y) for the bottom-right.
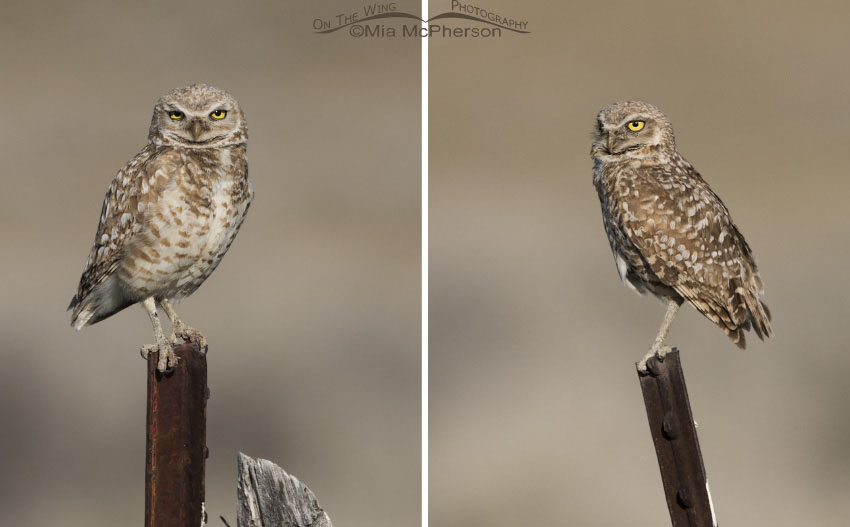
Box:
(69, 84), (253, 371)
(591, 101), (771, 370)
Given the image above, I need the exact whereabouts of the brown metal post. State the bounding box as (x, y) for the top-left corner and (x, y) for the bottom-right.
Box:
(638, 349), (716, 527)
(145, 340), (209, 527)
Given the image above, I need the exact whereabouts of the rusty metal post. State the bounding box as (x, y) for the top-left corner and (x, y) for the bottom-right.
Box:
(638, 349), (717, 527)
(145, 340), (208, 527)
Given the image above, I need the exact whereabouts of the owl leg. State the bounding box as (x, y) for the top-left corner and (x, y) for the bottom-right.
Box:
(139, 297), (176, 372)
(637, 298), (682, 371)
(160, 299), (208, 352)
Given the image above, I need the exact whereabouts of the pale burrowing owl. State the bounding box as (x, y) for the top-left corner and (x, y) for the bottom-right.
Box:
(591, 101), (771, 371)
(69, 84), (253, 372)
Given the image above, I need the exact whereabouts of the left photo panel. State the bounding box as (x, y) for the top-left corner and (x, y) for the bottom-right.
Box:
(0, 1), (421, 526)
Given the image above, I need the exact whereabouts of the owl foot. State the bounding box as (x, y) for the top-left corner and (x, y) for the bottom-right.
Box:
(171, 323), (208, 353)
(637, 345), (673, 373)
(141, 341), (177, 373)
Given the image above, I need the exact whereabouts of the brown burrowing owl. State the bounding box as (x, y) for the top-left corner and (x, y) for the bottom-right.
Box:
(69, 84), (253, 372)
(591, 101), (771, 371)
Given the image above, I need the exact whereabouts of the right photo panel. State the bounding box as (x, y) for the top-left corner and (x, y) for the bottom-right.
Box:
(429, 1), (850, 526)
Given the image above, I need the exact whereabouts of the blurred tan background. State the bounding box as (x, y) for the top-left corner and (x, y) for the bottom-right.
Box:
(430, 1), (850, 526)
(0, 1), (420, 526)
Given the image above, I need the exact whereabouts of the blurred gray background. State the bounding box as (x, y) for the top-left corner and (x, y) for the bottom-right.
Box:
(430, 1), (850, 526)
(0, 1), (420, 526)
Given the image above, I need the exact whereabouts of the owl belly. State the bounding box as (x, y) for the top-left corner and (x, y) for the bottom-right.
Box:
(119, 179), (247, 300)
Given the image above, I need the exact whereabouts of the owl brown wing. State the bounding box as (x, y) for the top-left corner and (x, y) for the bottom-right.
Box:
(617, 164), (770, 347)
(69, 144), (158, 327)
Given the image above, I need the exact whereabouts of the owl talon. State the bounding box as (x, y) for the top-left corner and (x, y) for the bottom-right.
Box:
(140, 344), (156, 360)
(140, 342), (177, 372)
(655, 345), (673, 361)
(171, 324), (208, 353)
(637, 345), (673, 373)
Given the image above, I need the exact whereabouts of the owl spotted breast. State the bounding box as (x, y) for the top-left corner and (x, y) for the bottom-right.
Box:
(590, 101), (771, 370)
(69, 84), (253, 372)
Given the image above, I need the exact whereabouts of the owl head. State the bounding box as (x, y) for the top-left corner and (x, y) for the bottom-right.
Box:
(149, 84), (247, 148)
(592, 101), (674, 159)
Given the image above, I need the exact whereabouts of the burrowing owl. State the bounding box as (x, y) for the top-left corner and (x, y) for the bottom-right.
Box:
(591, 101), (771, 371)
(69, 84), (253, 372)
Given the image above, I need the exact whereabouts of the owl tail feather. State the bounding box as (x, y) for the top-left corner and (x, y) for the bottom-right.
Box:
(68, 274), (133, 330)
(727, 326), (747, 350)
(69, 293), (97, 331)
(747, 296), (772, 341)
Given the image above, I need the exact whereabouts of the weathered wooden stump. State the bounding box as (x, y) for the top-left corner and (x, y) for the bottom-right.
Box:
(237, 453), (333, 527)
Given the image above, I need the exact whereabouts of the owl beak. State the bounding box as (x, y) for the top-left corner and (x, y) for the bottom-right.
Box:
(607, 132), (615, 154)
(190, 121), (203, 141)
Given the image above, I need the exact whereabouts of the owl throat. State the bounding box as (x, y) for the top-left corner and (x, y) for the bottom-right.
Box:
(593, 141), (671, 168)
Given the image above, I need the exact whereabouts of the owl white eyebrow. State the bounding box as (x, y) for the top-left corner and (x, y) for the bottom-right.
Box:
(620, 115), (649, 126)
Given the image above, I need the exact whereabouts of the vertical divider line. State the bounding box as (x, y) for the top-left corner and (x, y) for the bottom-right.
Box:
(421, 2), (429, 526)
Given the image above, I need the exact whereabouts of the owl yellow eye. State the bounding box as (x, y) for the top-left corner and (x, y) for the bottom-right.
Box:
(210, 109), (227, 120)
(169, 111), (184, 120)
(627, 120), (645, 132)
